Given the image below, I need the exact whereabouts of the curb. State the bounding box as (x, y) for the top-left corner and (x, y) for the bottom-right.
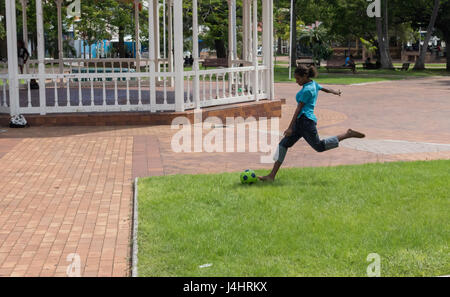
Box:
(131, 177), (139, 277)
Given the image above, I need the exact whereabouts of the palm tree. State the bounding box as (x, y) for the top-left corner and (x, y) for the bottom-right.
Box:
(299, 25), (332, 66)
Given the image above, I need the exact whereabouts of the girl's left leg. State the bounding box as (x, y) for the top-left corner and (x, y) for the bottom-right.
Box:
(303, 120), (365, 153)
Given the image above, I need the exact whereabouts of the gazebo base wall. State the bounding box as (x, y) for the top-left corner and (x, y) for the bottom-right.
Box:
(0, 99), (285, 127)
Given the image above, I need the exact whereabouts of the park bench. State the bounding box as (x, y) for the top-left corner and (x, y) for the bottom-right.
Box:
(325, 56), (356, 73)
(296, 57), (315, 67)
(400, 62), (410, 71)
(202, 58), (229, 69)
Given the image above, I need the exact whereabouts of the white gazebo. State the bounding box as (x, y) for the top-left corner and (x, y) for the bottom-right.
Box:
(1, 0), (274, 117)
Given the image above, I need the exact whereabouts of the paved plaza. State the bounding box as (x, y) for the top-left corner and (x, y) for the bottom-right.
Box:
(0, 77), (449, 276)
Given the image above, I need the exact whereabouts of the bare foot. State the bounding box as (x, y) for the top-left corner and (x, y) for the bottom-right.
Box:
(258, 175), (275, 182)
(347, 129), (365, 139)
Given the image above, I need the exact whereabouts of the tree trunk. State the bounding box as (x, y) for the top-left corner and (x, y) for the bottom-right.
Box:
(215, 39), (226, 58)
(447, 46), (450, 72)
(446, 34), (450, 72)
(414, 0), (440, 70)
(277, 36), (282, 55)
(119, 26), (125, 58)
(83, 40), (86, 59)
(375, 0), (393, 69)
(290, 0), (297, 67)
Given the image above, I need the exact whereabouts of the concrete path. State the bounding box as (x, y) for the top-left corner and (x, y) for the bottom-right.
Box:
(0, 76), (449, 276)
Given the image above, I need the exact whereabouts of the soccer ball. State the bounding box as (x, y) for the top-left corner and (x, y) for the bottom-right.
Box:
(240, 169), (258, 185)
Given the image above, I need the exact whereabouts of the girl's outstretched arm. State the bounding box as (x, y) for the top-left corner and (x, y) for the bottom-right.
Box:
(321, 88), (342, 96)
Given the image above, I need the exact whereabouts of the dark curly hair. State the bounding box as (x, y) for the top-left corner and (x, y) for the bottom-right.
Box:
(294, 65), (318, 78)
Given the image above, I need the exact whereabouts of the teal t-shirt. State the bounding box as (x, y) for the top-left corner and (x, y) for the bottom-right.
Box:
(296, 80), (322, 123)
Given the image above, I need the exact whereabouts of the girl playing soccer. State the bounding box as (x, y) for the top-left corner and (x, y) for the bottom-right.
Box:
(259, 65), (366, 182)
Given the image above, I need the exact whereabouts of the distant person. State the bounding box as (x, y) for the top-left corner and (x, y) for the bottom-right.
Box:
(375, 60), (381, 69)
(344, 55), (356, 72)
(344, 55), (355, 65)
(364, 57), (377, 69)
(17, 40), (30, 74)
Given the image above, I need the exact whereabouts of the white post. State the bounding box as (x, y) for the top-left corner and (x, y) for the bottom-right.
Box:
(134, 0), (141, 72)
(247, 0), (253, 62)
(148, 0), (156, 112)
(269, 0), (275, 100)
(252, 0), (259, 101)
(242, 0), (248, 61)
(56, 0), (63, 75)
(173, 0), (184, 112)
(36, 0), (46, 114)
(262, 0), (274, 99)
(288, 0), (294, 80)
(163, 0), (166, 69)
(168, 0), (174, 86)
(6, 0), (19, 116)
(232, 0), (237, 60)
(227, 0), (234, 95)
(153, 0), (160, 73)
(21, 0), (29, 74)
(228, 0), (233, 67)
(192, 0), (200, 109)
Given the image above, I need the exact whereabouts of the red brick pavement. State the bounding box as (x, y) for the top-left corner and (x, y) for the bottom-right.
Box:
(0, 76), (449, 276)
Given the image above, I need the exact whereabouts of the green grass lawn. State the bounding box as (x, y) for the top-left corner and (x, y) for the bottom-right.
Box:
(137, 160), (449, 277)
(274, 65), (449, 84)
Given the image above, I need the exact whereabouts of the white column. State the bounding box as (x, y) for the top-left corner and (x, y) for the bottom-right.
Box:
(168, 0), (174, 86)
(21, 0), (29, 74)
(192, 0), (200, 109)
(6, 0), (19, 116)
(36, 0), (46, 114)
(262, 0), (274, 99)
(227, 0), (234, 96)
(227, 0), (235, 67)
(56, 0), (63, 74)
(134, 0), (141, 72)
(252, 0), (258, 101)
(232, 0), (237, 60)
(148, 0), (156, 112)
(247, 0), (253, 62)
(242, 0), (248, 61)
(269, 0), (275, 100)
(153, 0), (160, 73)
(173, 0), (184, 112)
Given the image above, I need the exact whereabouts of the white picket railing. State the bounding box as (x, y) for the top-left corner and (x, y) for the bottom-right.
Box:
(1, 58), (271, 115)
(184, 66), (270, 110)
(0, 61), (10, 113)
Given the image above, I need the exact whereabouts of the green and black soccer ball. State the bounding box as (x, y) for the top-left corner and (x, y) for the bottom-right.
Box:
(240, 169), (258, 185)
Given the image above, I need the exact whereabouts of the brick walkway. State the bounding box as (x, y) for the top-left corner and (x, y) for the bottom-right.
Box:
(0, 76), (449, 276)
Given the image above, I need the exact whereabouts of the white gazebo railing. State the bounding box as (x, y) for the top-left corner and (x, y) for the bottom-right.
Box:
(3, 0), (274, 117)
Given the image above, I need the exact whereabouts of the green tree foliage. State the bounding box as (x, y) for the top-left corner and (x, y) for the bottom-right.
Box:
(299, 25), (332, 64)
(0, 16), (5, 40)
(197, 0), (242, 58)
(0, 1), (4, 41)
